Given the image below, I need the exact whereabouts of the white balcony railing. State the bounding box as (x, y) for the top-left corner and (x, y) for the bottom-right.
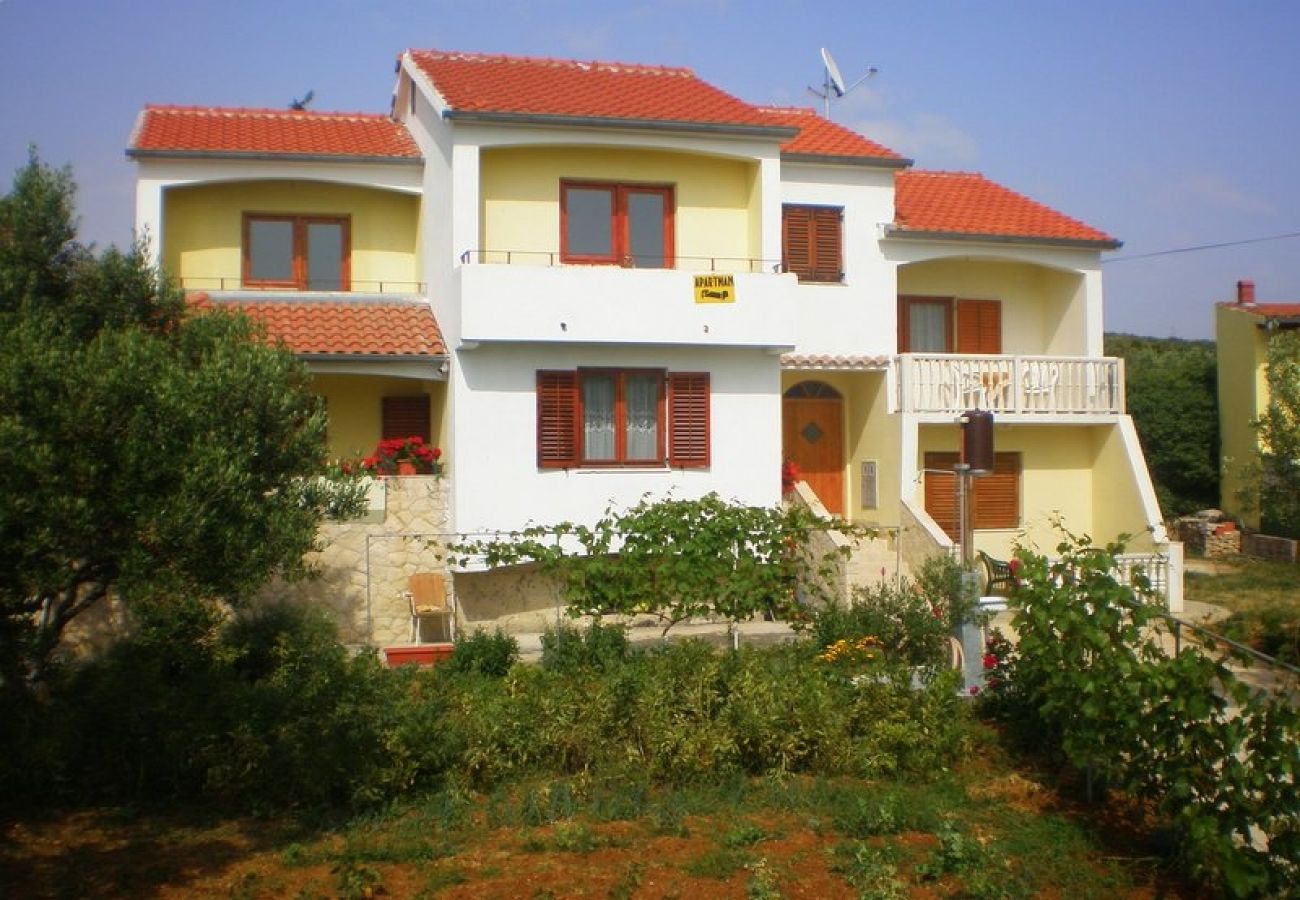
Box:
(898, 354), (1125, 416)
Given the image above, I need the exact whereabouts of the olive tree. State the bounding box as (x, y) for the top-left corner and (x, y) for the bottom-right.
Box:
(0, 152), (365, 686)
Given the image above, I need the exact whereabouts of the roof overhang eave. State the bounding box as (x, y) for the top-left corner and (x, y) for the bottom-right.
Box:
(781, 152), (912, 170)
(126, 148), (424, 166)
(883, 226), (1122, 252)
(298, 352), (448, 363)
(442, 109), (799, 141)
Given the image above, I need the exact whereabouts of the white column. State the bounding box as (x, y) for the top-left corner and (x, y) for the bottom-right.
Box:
(134, 177), (166, 268)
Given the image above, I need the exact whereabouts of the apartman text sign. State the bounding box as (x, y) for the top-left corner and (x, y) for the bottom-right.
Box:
(694, 274), (735, 304)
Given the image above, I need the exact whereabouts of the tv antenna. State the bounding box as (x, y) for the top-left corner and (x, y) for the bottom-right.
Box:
(808, 47), (877, 118)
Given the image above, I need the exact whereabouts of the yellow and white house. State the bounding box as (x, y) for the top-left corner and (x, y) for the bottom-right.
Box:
(127, 49), (1181, 642)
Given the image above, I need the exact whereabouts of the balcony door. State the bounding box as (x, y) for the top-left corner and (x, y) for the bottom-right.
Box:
(782, 381), (844, 515)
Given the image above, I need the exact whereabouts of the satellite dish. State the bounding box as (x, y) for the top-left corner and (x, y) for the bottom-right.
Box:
(821, 47), (847, 97)
(809, 48), (879, 118)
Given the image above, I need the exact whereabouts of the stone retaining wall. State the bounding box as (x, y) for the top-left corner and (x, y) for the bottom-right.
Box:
(264, 476), (452, 647)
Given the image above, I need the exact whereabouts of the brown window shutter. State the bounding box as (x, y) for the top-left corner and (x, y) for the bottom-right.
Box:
(667, 372), (710, 468)
(810, 207), (843, 282)
(924, 451), (1020, 535)
(782, 205), (812, 280)
(382, 395), (431, 441)
(956, 299), (1002, 354)
(923, 452), (960, 539)
(974, 452), (1020, 529)
(536, 371), (579, 469)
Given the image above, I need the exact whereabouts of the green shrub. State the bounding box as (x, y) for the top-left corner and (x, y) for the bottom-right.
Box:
(451, 627), (519, 677)
(810, 556), (964, 667)
(540, 619), (629, 673)
(18, 598), (458, 812)
(1006, 534), (1300, 897)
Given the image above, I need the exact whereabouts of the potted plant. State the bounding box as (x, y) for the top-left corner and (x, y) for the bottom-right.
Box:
(360, 436), (444, 476)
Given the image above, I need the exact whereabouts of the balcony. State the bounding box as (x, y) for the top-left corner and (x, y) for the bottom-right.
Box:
(175, 276), (425, 294)
(457, 255), (796, 348)
(898, 354), (1125, 419)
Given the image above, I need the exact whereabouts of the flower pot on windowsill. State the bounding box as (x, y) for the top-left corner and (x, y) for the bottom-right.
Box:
(397, 460), (418, 476)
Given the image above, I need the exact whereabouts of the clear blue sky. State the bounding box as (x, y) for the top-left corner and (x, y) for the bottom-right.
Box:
(3, 0), (1298, 339)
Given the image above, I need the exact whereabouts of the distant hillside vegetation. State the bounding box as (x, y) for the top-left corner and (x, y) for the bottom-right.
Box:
(1105, 334), (1219, 518)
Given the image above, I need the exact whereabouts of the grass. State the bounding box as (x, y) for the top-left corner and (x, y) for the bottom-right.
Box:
(1183, 555), (1300, 663)
(0, 723), (1200, 898)
(1184, 554), (1300, 614)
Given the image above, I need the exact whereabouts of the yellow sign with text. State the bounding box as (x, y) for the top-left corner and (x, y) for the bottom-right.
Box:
(694, 274), (736, 304)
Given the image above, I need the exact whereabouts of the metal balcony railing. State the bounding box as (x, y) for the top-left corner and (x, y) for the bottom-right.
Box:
(898, 354), (1125, 416)
(459, 249), (784, 274)
(177, 276), (426, 294)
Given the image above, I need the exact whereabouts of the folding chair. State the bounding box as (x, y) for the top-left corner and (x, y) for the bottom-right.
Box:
(406, 573), (454, 643)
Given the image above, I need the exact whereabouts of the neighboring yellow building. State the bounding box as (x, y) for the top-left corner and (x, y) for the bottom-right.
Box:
(1216, 279), (1300, 528)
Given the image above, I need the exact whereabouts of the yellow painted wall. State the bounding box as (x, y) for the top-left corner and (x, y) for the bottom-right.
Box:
(479, 147), (756, 265)
(897, 260), (1084, 355)
(1090, 422), (1159, 552)
(313, 374), (446, 462)
(917, 423), (1126, 558)
(1216, 304), (1269, 525)
(162, 181), (420, 291)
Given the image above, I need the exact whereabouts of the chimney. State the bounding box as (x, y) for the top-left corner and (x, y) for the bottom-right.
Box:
(1237, 279), (1256, 306)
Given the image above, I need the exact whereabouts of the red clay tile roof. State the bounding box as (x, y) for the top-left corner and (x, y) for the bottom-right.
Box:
(1223, 302), (1300, 318)
(756, 106), (905, 164)
(781, 353), (891, 371)
(893, 170), (1119, 247)
(406, 50), (790, 134)
(129, 106), (421, 160)
(190, 294), (445, 357)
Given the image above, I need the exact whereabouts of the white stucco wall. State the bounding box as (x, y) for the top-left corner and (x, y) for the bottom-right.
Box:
(781, 163), (898, 357)
(451, 343), (782, 533)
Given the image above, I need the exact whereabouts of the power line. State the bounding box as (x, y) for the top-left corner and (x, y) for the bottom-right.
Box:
(1104, 230), (1300, 264)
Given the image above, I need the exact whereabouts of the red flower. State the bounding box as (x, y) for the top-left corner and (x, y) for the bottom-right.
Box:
(983, 653), (999, 670)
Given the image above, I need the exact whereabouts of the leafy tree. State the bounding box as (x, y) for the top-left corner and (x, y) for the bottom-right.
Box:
(1255, 329), (1300, 536)
(1105, 334), (1219, 516)
(0, 152), (365, 688)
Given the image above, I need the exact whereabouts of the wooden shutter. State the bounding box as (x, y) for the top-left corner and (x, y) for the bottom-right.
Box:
(667, 372), (710, 468)
(810, 207), (843, 283)
(923, 452), (960, 538)
(976, 453), (1020, 529)
(782, 205), (811, 280)
(381, 395), (430, 441)
(782, 205), (842, 283)
(536, 371), (579, 469)
(956, 299), (1002, 354)
(923, 451), (1020, 536)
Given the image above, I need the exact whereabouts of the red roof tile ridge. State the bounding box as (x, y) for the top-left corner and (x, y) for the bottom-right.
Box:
(407, 48), (695, 79)
(756, 105), (821, 116)
(905, 169), (984, 179)
(144, 104), (394, 122)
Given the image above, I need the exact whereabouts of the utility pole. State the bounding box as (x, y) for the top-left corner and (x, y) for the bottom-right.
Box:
(956, 410), (994, 694)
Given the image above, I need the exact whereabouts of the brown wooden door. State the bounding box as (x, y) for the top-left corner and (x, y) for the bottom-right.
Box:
(783, 388), (844, 515)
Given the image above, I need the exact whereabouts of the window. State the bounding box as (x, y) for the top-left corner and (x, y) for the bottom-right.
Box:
(782, 205), (843, 283)
(537, 369), (709, 468)
(923, 451), (1021, 538)
(898, 296), (1001, 354)
(560, 182), (674, 268)
(243, 214), (350, 290)
(382, 395), (430, 442)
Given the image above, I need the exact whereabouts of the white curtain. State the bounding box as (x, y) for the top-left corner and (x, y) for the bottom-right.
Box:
(582, 376), (616, 460)
(625, 375), (659, 460)
(909, 303), (948, 352)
